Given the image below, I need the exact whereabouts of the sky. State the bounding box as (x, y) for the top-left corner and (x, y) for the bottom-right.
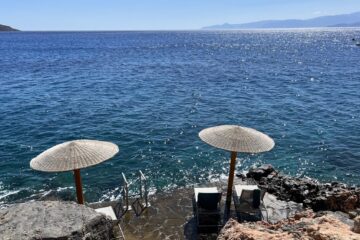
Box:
(1, 0), (360, 30)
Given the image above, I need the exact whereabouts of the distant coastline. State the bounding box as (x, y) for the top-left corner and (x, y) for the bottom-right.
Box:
(0, 24), (18, 31)
(203, 11), (360, 30)
(0, 28), (360, 33)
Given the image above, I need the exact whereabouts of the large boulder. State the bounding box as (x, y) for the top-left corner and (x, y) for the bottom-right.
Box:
(246, 164), (275, 180)
(217, 212), (360, 240)
(306, 188), (359, 212)
(0, 201), (114, 240)
(217, 218), (294, 240)
(305, 215), (359, 240)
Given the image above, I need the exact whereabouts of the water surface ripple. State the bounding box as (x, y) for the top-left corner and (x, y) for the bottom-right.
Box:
(0, 30), (359, 203)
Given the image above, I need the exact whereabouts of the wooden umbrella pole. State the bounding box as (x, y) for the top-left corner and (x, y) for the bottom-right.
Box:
(225, 151), (237, 217)
(74, 169), (84, 204)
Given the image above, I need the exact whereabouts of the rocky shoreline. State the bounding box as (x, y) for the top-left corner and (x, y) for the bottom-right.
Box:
(1, 165), (360, 239)
(221, 164), (360, 240)
(243, 164), (360, 215)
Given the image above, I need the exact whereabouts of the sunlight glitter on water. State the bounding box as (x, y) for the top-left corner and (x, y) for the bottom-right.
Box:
(0, 29), (360, 204)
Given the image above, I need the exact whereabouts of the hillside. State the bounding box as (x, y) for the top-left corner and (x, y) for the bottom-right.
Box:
(203, 11), (360, 29)
(0, 24), (18, 31)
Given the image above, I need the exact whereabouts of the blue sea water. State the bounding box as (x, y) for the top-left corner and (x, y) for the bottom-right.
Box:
(0, 29), (360, 204)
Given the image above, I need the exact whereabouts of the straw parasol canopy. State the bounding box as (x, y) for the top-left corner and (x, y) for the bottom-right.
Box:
(199, 125), (274, 215)
(199, 125), (274, 153)
(30, 140), (119, 204)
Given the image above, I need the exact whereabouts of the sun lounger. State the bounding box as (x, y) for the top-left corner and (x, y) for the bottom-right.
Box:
(233, 184), (267, 222)
(95, 206), (125, 239)
(193, 187), (222, 233)
(95, 206), (117, 220)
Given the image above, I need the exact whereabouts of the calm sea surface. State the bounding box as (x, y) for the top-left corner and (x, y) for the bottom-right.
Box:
(0, 30), (359, 204)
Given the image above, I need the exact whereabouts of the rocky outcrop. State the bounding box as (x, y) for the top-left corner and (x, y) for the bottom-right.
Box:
(246, 164), (275, 181)
(0, 24), (18, 31)
(217, 211), (360, 240)
(244, 165), (360, 213)
(217, 218), (293, 239)
(0, 201), (114, 240)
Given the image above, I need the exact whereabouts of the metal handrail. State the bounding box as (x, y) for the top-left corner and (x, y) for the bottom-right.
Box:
(139, 170), (149, 207)
(120, 171), (150, 214)
(121, 173), (130, 211)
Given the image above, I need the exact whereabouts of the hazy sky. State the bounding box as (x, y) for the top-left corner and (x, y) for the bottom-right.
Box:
(1, 0), (360, 30)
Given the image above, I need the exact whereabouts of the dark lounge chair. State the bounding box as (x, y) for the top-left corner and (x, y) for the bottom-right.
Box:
(233, 184), (267, 222)
(193, 187), (222, 233)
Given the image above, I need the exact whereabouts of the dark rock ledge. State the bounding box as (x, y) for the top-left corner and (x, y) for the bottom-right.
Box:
(241, 164), (360, 215)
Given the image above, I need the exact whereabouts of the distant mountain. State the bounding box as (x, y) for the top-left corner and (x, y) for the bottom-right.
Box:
(329, 22), (360, 27)
(0, 24), (18, 31)
(203, 11), (360, 29)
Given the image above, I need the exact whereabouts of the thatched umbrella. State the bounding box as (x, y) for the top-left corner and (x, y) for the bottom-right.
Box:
(199, 125), (274, 214)
(30, 140), (119, 204)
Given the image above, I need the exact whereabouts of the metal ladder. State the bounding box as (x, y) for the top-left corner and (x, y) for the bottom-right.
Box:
(117, 170), (150, 217)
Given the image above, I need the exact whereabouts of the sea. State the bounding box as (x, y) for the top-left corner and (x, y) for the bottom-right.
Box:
(0, 29), (359, 205)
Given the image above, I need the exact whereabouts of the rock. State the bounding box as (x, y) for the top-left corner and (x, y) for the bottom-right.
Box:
(217, 218), (295, 240)
(294, 210), (313, 220)
(0, 201), (114, 240)
(235, 173), (246, 179)
(246, 164), (275, 180)
(246, 166), (360, 213)
(217, 211), (360, 240)
(349, 211), (358, 219)
(354, 216), (360, 233)
(263, 193), (303, 223)
(303, 199), (312, 206)
(316, 211), (355, 227)
(310, 190), (359, 212)
(306, 215), (359, 240)
(345, 195), (359, 211)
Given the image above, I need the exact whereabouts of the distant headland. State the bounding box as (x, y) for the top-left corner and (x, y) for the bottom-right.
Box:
(0, 24), (19, 31)
(203, 11), (360, 29)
